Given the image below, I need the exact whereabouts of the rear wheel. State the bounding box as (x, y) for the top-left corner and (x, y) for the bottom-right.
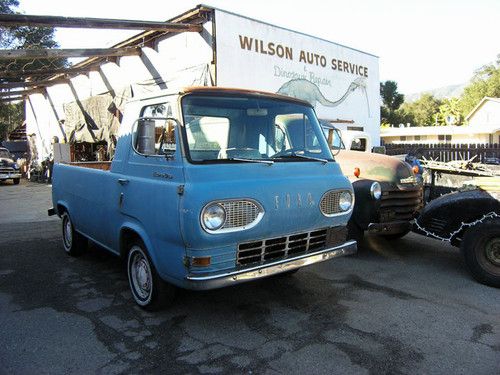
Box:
(127, 241), (175, 310)
(61, 212), (87, 256)
(461, 220), (500, 288)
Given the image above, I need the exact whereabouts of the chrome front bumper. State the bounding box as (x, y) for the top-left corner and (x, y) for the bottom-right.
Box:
(367, 220), (412, 235)
(0, 172), (21, 180)
(185, 240), (357, 290)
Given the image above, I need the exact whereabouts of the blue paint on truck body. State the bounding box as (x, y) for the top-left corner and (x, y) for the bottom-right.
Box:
(52, 88), (356, 290)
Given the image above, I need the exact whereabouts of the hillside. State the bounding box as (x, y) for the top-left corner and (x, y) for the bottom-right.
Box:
(405, 83), (467, 102)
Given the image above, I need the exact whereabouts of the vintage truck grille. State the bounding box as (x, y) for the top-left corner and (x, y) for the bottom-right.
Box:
(219, 200), (263, 230)
(237, 227), (347, 266)
(380, 188), (423, 222)
(320, 190), (342, 215)
(0, 167), (14, 173)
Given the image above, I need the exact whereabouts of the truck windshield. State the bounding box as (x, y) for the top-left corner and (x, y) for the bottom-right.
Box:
(181, 94), (333, 163)
(0, 149), (11, 158)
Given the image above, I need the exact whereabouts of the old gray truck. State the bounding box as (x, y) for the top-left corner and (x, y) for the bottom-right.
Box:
(321, 122), (423, 240)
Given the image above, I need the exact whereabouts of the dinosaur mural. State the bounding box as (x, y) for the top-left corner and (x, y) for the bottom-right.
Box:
(277, 77), (370, 116)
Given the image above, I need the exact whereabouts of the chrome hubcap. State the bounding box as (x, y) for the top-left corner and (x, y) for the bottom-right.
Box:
(131, 250), (152, 300)
(485, 238), (500, 266)
(63, 217), (72, 248)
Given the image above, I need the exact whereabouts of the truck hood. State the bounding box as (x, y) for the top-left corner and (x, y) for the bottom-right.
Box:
(179, 161), (353, 249)
(334, 150), (414, 184)
(0, 157), (16, 167)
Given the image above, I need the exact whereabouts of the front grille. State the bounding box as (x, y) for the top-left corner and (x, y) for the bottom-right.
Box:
(380, 188), (422, 222)
(320, 190), (343, 215)
(219, 200), (263, 230)
(237, 227), (346, 266)
(0, 167), (14, 173)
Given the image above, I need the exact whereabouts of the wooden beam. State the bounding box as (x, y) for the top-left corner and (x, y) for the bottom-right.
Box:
(0, 14), (203, 32)
(0, 47), (141, 60)
(0, 78), (69, 88)
(0, 96), (24, 103)
(0, 66), (96, 78)
(0, 88), (43, 97)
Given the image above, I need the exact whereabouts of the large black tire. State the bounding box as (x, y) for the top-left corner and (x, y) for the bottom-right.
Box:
(461, 220), (500, 288)
(13, 178), (20, 185)
(127, 240), (175, 310)
(61, 212), (87, 256)
(381, 229), (411, 241)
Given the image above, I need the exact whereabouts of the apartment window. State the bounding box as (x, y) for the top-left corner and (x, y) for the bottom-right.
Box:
(400, 136), (407, 141)
(414, 135), (421, 141)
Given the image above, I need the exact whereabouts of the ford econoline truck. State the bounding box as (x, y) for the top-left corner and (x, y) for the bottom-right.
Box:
(50, 87), (356, 309)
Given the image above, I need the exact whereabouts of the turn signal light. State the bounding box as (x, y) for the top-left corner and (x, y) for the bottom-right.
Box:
(412, 165), (420, 174)
(191, 256), (211, 267)
(354, 167), (360, 178)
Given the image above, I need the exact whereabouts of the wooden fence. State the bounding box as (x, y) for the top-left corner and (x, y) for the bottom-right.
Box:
(384, 143), (500, 163)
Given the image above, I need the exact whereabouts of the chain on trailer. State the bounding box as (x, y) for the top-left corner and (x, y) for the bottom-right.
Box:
(414, 212), (500, 242)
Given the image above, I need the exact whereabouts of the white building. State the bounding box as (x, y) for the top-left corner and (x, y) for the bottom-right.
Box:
(381, 97), (500, 145)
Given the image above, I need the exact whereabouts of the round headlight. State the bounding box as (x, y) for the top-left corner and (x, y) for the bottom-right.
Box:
(370, 182), (382, 200)
(202, 204), (226, 231)
(339, 191), (353, 211)
(13, 163), (19, 170)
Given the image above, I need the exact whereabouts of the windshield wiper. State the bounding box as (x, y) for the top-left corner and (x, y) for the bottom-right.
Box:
(277, 153), (328, 164)
(229, 157), (274, 165)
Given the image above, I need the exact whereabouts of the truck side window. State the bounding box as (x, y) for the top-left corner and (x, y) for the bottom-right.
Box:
(134, 103), (176, 157)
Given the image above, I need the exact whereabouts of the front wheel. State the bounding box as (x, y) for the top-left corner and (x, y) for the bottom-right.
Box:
(13, 178), (20, 185)
(461, 220), (500, 288)
(61, 212), (87, 256)
(127, 241), (175, 310)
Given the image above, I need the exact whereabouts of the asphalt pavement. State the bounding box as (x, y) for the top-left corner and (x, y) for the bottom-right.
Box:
(0, 180), (499, 374)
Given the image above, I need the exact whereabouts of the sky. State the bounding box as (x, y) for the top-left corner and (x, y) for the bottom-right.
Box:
(16, 0), (500, 95)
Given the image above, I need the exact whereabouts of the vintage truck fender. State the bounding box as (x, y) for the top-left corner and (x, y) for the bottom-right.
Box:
(414, 189), (500, 244)
(350, 178), (380, 228)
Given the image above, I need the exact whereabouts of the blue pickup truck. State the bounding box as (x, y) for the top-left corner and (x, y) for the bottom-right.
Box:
(51, 87), (356, 309)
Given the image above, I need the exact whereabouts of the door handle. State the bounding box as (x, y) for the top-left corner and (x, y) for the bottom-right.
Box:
(118, 178), (129, 185)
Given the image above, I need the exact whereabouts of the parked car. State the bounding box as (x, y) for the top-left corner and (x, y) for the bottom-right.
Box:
(0, 147), (21, 185)
(321, 122), (423, 241)
(50, 87), (357, 309)
(414, 178), (500, 288)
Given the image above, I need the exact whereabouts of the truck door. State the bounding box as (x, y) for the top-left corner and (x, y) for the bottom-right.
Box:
(109, 102), (184, 253)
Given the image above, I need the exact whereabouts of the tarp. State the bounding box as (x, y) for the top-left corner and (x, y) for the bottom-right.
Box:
(63, 87), (131, 147)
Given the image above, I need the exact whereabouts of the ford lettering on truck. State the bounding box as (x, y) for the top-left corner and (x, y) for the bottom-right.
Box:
(50, 87), (356, 310)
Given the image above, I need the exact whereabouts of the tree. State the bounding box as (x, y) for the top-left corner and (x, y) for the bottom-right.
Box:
(437, 97), (463, 125)
(380, 80), (405, 125)
(458, 55), (500, 120)
(399, 94), (442, 126)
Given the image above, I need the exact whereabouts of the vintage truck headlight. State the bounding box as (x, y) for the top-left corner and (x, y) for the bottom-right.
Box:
(370, 182), (382, 200)
(201, 204), (226, 231)
(339, 191), (353, 211)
